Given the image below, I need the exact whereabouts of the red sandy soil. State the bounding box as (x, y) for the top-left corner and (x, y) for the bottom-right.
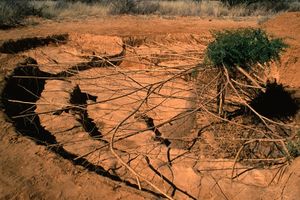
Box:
(262, 12), (300, 88)
(0, 16), (257, 40)
(0, 14), (299, 200)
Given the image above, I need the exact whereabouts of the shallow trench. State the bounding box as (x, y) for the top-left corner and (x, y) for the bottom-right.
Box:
(0, 34), (202, 199)
(0, 60), (163, 198)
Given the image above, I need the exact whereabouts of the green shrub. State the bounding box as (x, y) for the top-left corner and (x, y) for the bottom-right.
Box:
(205, 28), (288, 71)
(287, 130), (300, 158)
(205, 28), (287, 116)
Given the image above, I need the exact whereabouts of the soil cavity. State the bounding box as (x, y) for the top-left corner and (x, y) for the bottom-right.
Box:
(227, 81), (299, 121)
(55, 85), (105, 141)
(250, 81), (299, 120)
(138, 114), (171, 146)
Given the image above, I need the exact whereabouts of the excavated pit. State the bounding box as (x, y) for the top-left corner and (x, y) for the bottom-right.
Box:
(1, 13), (300, 200)
(0, 60), (164, 198)
(4, 32), (296, 199)
(0, 33), (201, 199)
(0, 32), (282, 199)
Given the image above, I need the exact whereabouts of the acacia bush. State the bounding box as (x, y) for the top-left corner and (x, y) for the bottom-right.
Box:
(206, 28), (287, 72)
(205, 28), (288, 117)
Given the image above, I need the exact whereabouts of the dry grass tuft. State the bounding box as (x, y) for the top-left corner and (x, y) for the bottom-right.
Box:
(1, 0), (300, 29)
(31, 1), (110, 19)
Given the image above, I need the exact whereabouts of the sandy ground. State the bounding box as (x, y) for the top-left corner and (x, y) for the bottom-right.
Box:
(0, 16), (257, 40)
(0, 13), (299, 200)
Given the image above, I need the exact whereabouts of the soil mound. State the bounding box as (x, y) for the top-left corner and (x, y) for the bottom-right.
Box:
(263, 12), (300, 42)
(263, 12), (300, 87)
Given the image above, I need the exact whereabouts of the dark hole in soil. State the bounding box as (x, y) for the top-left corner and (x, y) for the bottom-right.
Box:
(70, 86), (99, 136)
(1, 58), (56, 144)
(0, 34), (69, 54)
(0, 59), (162, 198)
(70, 85), (97, 105)
(139, 114), (171, 147)
(249, 81), (299, 120)
(227, 81), (299, 121)
(57, 85), (105, 141)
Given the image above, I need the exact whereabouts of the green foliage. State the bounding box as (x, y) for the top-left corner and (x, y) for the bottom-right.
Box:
(205, 28), (288, 71)
(287, 130), (300, 158)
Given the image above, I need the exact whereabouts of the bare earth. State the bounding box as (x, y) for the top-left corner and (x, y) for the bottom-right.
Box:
(0, 13), (299, 200)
